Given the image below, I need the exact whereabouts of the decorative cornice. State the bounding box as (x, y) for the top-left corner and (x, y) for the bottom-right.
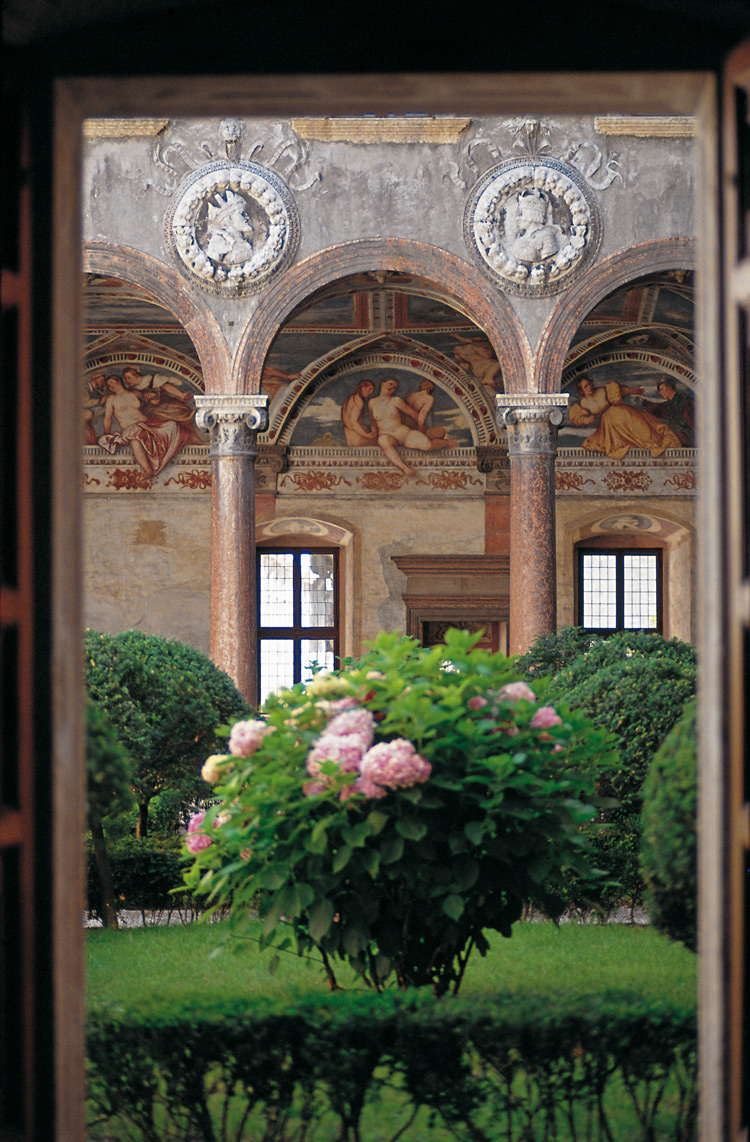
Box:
(393, 555), (509, 576)
(83, 118), (169, 138)
(291, 117), (471, 144)
(594, 116), (696, 138)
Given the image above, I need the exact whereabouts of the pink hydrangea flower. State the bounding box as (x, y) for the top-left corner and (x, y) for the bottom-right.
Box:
(315, 696), (360, 717)
(359, 739), (431, 791)
(306, 732), (368, 777)
(185, 811), (213, 853)
(303, 779), (328, 797)
(498, 681), (536, 703)
(349, 774), (387, 800)
(531, 706), (563, 730)
(228, 719), (273, 758)
(326, 707), (375, 746)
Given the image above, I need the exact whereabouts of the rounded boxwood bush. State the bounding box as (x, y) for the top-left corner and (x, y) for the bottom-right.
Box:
(518, 630), (696, 912)
(640, 698), (697, 951)
(85, 629), (253, 837)
(516, 626), (603, 683)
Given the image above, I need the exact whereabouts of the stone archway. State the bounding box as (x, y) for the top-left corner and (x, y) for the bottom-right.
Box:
(84, 242), (231, 389)
(232, 237), (532, 394)
(533, 237), (695, 391)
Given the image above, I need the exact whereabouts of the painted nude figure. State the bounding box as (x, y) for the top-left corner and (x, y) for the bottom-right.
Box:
(99, 374), (187, 476)
(341, 378), (377, 446)
(452, 334), (501, 390)
(368, 377), (457, 476)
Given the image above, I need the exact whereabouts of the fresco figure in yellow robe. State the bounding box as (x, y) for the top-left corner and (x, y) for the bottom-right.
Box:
(568, 376), (681, 459)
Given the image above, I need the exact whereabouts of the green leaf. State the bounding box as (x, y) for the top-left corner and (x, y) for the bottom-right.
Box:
(307, 819), (329, 854)
(261, 864), (290, 890)
(366, 810), (388, 835)
(308, 899), (335, 943)
(396, 817), (428, 841)
(379, 835), (404, 864)
(464, 820), (485, 845)
(268, 955), (280, 976)
(443, 894), (465, 920)
(332, 845), (353, 873)
(360, 848), (381, 878)
(342, 923), (367, 957)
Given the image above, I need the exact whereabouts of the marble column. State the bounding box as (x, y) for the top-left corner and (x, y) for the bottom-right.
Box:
(194, 394), (269, 703)
(495, 394), (568, 656)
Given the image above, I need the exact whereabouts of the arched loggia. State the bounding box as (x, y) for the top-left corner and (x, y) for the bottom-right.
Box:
(533, 237), (695, 391)
(231, 238), (532, 395)
(84, 242), (231, 390)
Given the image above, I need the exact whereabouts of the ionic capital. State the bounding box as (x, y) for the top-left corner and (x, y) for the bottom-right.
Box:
(194, 394), (269, 458)
(495, 394), (569, 457)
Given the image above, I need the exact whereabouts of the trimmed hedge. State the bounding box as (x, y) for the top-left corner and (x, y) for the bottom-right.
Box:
(87, 992), (697, 1141)
(640, 699), (697, 951)
(86, 836), (204, 924)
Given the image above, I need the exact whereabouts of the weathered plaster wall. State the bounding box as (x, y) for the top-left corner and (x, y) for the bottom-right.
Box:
(82, 493), (212, 650)
(82, 116), (694, 355)
(82, 486), (486, 656)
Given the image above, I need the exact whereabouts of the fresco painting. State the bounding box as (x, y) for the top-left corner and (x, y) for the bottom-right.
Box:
(288, 367), (473, 474)
(560, 362), (695, 457)
(85, 363), (204, 477)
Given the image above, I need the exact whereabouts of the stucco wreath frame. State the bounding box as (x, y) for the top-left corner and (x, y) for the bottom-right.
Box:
(232, 238), (532, 396)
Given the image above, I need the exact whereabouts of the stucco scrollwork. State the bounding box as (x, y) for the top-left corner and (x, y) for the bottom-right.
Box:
(194, 394), (269, 458)
(464, 158), (601, 297)
(166, 161), (300, 295)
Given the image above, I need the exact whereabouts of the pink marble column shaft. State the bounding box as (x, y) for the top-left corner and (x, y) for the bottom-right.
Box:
(196, 395), (268, 704)
(497, 398), (567, 656)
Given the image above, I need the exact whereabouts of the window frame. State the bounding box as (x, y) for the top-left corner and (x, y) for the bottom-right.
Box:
(577, 546), (663, 635)
(257, 545), (340, 700)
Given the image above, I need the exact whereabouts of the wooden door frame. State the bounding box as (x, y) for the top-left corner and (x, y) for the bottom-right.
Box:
(49, 70), (739, 1141)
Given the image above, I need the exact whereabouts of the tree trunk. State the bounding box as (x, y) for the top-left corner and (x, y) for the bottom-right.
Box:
(136, 799), (149, 839)
(90, 815), (119, 929)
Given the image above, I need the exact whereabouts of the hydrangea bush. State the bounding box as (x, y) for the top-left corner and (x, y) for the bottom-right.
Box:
(183, 630), (617, 996)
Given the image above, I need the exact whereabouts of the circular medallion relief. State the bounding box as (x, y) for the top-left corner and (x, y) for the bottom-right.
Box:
(166, 162), (300, 296)
(464, 158), (601, 297)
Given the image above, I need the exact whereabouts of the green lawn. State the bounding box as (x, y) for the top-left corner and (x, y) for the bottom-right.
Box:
(87, 917), (696, 1012)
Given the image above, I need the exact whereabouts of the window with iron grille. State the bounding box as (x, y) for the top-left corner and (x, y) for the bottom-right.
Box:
(578, 548), (662, 634)
(257, 547), (339, 705)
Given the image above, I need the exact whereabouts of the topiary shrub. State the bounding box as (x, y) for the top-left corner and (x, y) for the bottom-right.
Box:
(640, 699), (697, 951)
(516, 626), (603, 683)
(520, 629), (697, 913)
(86, 695), (135, 927)
(85, 629), (253, 838)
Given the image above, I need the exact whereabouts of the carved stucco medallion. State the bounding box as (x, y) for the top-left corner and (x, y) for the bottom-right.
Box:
(166, 162), (300, 295)
(464, 158), (601, 297)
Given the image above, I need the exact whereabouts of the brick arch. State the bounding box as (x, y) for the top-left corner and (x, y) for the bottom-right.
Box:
(83, 242), (231, 390)
(533, 237), (695, 392)
(233, 238), (532, 395)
